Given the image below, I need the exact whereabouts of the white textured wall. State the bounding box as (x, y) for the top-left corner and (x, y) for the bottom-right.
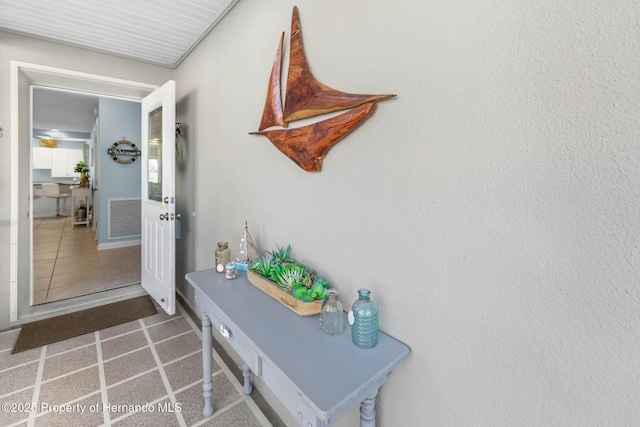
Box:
(175, 0), (640, 425)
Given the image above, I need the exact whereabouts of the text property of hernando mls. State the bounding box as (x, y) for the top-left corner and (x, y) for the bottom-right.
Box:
(1, 401), (182, 415)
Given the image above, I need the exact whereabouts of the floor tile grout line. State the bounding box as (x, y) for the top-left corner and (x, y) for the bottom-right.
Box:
(43, 341), (96, 359)
(95, 330), (111, 426)
(98, 314), (185, 345)
(161, 348), (203, 369)
(99, 328), (144, 343)
(0, 385), (36, 400)
(26, 346), (46, 427)
(101, 343), (150, 363)
(170, 371), (224, 396)
(39, 362), (99, 385)
(0, 358), (40, 374)
(105, 367), (159, 390)
(139, 318), (188, 427)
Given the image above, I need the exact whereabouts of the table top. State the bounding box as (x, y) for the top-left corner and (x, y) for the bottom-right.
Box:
(186, 269), (410, 414)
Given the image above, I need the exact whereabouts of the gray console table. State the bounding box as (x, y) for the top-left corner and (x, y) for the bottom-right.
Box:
(186, 269), (410, 427)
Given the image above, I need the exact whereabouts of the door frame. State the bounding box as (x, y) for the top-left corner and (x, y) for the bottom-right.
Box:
(9, 61), (158, 325)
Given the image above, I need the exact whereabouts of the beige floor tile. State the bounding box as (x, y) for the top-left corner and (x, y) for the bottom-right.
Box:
(33, 232), (62, 244)
(49, 271), (102, 289)
(53, 254), (99, 267)
(100, 263), (140, 279)
(58, 239), (95, 251)
(33, 290), (48, 304)
(33, 260), (55, 280)
(53, 262), (101, 277)
(33, 241), (59, 255)
(33, 251), (58, 261)
(46, 279), (104, 301)
(103, 271), (141, 289)
(56, 248), (90, 259)
(33, 278), (51, 292)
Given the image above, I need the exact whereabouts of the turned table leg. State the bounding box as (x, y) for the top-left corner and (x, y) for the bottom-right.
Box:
(242, 362), (253, 395)
(202, 313), (214, 417)
(360, 389), (378, 427)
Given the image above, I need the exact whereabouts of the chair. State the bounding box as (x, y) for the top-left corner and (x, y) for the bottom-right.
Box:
(41, 183), (71, 216)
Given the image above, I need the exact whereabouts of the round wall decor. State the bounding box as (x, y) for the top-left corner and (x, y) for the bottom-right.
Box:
(107, 139), (141, 164)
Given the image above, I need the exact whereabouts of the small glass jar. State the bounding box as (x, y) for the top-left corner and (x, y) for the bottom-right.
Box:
(225, 263), (237, 279)
(320, 289), (344, 335)
(349, 288), (379, 349)
(215, 242), (231, 273)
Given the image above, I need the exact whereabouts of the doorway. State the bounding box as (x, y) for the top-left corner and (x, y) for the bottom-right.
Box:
(31, 87), (144, 305)
(10, 61), (158, 325)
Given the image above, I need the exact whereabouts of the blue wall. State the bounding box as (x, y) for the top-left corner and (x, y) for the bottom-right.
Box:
(97, 98), (141, 245)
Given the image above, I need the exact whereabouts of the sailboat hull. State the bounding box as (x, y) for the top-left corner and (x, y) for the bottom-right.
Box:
(251, 102), (376, 172)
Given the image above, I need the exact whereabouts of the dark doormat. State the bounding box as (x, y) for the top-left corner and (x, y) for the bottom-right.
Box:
(12, 295), (157, 353)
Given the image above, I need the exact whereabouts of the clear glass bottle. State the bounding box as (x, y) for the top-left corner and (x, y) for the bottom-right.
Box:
(350, 288), (378, 348)
(320, 289), (344, 335)
(215, 242), (231, 273)
(225, 263), (237, 279)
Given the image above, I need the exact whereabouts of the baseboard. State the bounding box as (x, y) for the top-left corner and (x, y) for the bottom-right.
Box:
(97, 239), (141, 250)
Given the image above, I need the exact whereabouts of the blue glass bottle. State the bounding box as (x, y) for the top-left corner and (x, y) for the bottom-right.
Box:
(350, 288), (378, 349)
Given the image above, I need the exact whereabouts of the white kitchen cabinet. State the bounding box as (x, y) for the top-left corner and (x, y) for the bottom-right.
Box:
(32, 147), (52, 169)
(51, 148), (83, 178)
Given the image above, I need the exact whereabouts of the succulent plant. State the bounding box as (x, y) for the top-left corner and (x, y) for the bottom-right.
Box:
(252, 244), (329, 302)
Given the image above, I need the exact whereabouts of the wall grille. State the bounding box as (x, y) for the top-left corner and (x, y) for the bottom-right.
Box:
(108, 198), (141, 239)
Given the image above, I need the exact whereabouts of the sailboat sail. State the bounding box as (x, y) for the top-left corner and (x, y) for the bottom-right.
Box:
(258, 32), (285, 131)
(283, 6), (395, 124)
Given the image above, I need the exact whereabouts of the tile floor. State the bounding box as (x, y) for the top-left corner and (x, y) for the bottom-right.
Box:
(0, 302), (273, 427)
(33, 217), (141, 304)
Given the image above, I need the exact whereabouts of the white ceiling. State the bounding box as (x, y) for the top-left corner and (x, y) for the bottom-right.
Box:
(33, 88), (99, 135)
(0, 0), (239, 68)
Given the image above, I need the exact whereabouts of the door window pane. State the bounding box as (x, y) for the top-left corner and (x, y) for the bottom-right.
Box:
(147, 106), (162, 202)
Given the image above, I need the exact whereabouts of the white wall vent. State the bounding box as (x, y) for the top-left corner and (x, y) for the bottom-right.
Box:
(108, 198), (141, 239)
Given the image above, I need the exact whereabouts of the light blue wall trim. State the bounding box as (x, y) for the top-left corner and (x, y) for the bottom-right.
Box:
(97, 97), (141, 245)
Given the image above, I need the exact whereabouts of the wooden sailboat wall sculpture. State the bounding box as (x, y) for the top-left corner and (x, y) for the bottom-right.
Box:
(250, 6), (395, 172)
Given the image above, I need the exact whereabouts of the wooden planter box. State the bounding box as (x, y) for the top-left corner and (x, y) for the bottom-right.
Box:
(247, 271), (322, 316)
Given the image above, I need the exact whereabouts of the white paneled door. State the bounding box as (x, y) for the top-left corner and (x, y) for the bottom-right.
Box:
(141, 81), (176, 315)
